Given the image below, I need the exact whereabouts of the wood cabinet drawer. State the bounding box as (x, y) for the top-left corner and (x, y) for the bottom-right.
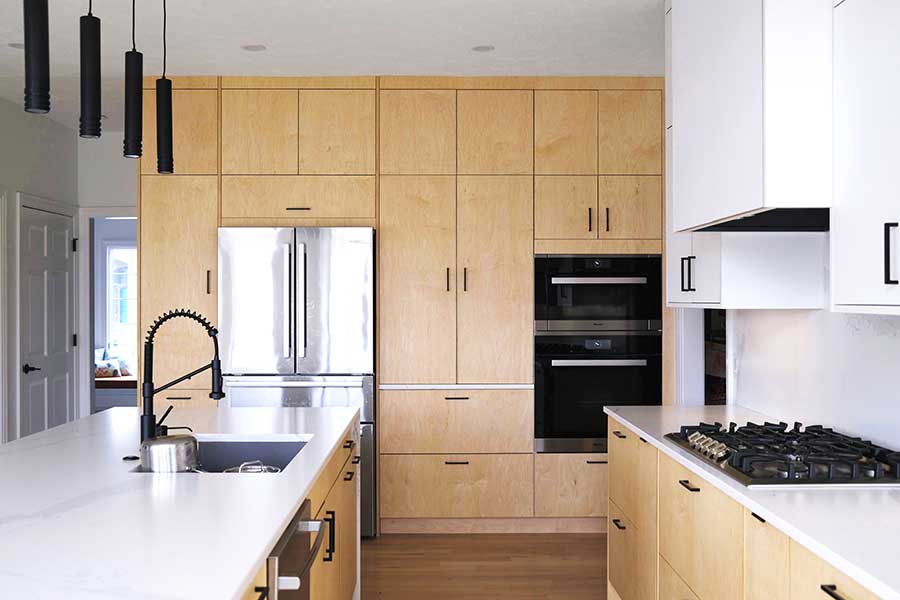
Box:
(534, 176), (598, 240)
(307, 424), (356, 515)
(535, 453), (608, 517)
(221, 176), (376, 219)
(745, 510), (789, 600)
(608, 417), (657, 529)
(659, 555), (700, 600)
(608, 499), (636, 600)
(659, 453), (742, 600)
(380, 454), (533, 518)
(790, 540), (878, 600)
(379, 390), (532, 454)
(155, 389), (218, 408)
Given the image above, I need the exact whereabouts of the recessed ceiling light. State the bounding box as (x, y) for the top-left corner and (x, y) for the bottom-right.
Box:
(241, 44), (267, 52)
(472, 45), (495, 53)
(8, 42), (25, 50)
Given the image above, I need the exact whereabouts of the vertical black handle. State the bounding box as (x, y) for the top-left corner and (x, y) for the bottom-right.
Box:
(323, 510), (336, 561)
(463, 267), (468, 292)
(885, 223), (898, 284)
(605, 207), (610, 232)
(680, 257), (688, 292)
(446, 267), (450, 291)
(686, 256), (697, 292)
(819, 585), (849, 600)
(206, 270), (211, 295)
(612, 430), (627, 439)
(588, 206), (593, 232)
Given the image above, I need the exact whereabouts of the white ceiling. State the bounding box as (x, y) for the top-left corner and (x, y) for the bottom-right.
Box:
(0, 0), (664, 131)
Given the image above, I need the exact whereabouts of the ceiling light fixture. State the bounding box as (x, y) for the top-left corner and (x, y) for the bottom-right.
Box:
(472, 45), (495, 53)
(240, 44), (267, 52)
(156, 0), (173, 174)
(79, 0), (102, 138)
(23, 0), (50, 113)
(123, 0), (143, 158)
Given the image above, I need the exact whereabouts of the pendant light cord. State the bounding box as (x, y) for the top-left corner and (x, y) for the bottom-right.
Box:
(88, 0), (92, 16)
(131, 0), (136, 51)
(161, 0), (167, 79)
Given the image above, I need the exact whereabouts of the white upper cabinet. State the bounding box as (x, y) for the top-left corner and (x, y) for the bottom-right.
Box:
(669, 0), (832, 232)
(831, 0), (900, 313)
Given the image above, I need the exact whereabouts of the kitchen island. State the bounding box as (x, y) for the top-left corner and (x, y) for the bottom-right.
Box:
(0, 406), (359, 600)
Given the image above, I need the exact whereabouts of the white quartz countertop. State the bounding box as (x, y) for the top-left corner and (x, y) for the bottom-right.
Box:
(0, 406), (358, 600)
(605, 405), (900, 600)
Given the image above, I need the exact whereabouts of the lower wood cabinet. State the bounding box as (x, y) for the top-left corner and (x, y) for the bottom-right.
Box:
(608, 499), (656, 600)
(380, 454), (534, 518)
(744, 509), (789, 600)
(608, 417), (657, 530)
(790, 540), (878, 600)
(310, 482), (341, 600)
(658, 555), (699, 600)
(535, 453), (608, 517)
(339, 462), (359, 600)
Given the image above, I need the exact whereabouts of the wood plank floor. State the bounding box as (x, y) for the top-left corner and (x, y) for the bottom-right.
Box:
(361, 533), (607, 599)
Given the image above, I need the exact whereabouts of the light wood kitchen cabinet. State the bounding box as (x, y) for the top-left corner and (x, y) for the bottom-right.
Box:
(221, 89), (299, 174)
(457, 176), (533, 384)
(457, 90), (533, 174)
(339, 462), (359, 600)
(608, 500), (637, 600)
(535, 90), (598, 174)
(380, 453), (534, 518)
(608, 417), (657, 530)
(600, 176), (662, 240)
(659, 555), (700, 600)
(379, 390), (533, 454)
(534, 453), (608, 517)
(659, 453), (742, 600)
(309, 484), (340, 600)
(155, 389), (218, 408)
(379, 89), (456, 174)
(141, 89), (218, 175)
(298, 90), (375, 174)
(744, 510), (789, 600)
(534, 176), (597, 239)
(598, 90), (662, 175)
(221, 176), (375, 219)
(378, 176), (457, 384)
(139, 176), (218, 394)
(790, 540), (878, 600)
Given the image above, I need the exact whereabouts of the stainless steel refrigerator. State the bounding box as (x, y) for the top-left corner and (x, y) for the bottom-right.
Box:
(218, 227), (376, 536)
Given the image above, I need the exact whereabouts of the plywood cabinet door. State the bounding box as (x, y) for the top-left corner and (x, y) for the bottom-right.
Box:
(141, 89), (218, 175)
(607, 418), (657, 530)
(139, 176), (218, 394)
(790, 540), (879, 600)
(458, 90), (533, 174)
(600, 176), (662, 240)
(535, 90), (598, 174)
(607, 500), (636, 600)
(598, 90), (663, 175)
(339, 463), (359, 600)
(379, 89), (456, 174)
(659, 556), (700, 600)
(309, 486), (341, 600)
(744, 510), (789, 600)
(378, 176), (457, 384)
(535, 453), (608, 517)
(457, 176), (533, 384)
(534, 176), (598, 240)
(221, 89), (298, 174)
(298, 90), (376, 174)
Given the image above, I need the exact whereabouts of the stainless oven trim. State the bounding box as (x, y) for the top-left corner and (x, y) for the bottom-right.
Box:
(550, 276), (648, 285)
(535, 438), (609, 453)
(545, 319), (660, 332)
(550, 359), (648, 367)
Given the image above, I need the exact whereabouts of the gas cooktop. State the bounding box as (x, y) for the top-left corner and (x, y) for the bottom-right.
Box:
(665, 421), (900, 487)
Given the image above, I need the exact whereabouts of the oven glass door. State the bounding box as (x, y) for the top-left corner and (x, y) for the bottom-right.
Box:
(535, 334), (661, 450)
(536, 256), (662, 331)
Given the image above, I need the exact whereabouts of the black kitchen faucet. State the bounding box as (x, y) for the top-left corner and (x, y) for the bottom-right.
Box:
(140, 309), (225, 442)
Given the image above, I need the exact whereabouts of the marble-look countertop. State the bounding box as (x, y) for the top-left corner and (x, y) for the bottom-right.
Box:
(605, 405), (900, 600)
(0, 406), (358, 600)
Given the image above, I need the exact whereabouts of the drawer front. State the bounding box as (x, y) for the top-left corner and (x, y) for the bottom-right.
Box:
(155, 389), (218, 408)
(221, 176), (376, 219)
(744, 510), (789, 600)
(659, 555), (700, 600)
(790, 540), (879, 600)
(535, 453), (608, 517)
(378, 390), (533, 454)
(380, 454), (534, 518)
(607, 499), (635, 600)
(608, 417), (657, 529)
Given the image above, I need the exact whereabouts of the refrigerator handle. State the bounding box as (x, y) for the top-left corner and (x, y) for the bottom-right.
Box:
(282, 244), (292, 359)
(297, 242), (307, 358)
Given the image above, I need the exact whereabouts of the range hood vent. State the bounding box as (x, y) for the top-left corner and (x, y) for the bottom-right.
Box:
(697, 208), (829, 232)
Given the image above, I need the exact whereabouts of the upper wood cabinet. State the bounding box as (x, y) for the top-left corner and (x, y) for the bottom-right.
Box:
(598, 90), (662, 175)
(221, 89), (299, 174)
(139, 176), (218, 392)
(535, 176), (598, 240)
(378, 176), (457, 384)
(379, 90), (456, 174)
(457, 90), (533, 174)
(600, 176), (662, 240)
(457, 176), (533, 384)
(298, 90), (375, 174)
(141, 89), (218, 175)
(535, 90), (598, 174)
(221, 176), (375, 220)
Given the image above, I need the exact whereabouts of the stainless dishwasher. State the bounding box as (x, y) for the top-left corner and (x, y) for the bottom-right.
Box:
(255, 499), (326, 600)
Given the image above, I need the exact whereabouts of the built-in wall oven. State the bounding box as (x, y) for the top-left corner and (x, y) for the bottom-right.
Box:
(534, 255), (662, 453)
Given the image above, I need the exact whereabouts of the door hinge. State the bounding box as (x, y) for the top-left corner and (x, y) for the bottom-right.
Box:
(72, 334), (77, 347)
(72, 238), (78, 252)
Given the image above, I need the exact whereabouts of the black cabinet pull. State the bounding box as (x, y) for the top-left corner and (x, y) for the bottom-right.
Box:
(323, 510), (336, 562)
(605, 207), (610, 232)
(444, 396), (469, 401)
(343, 440), (354, 449)
(820, 585), (849, 600)
(612, 430), (627, 439)
(680, 256), (688, 292)
(444, 460), (469, 465)
(678, 479), (701, 493)
(352, 455), (361, 465)
(586, 460), (608, 465)
(254, 586), (268, 600)
(285, 207), (311, 211)
(344, 471), (355, 481)
(751, 512), (766, 524)
(611, 519), (626, 530)
(463, 267), (468, 292)
(686, 256), (697, 292)
(22, 363), (41, 374)
(165, 396), (190, 401)
(446, 267), (450, 292)
(885, 223), (898, 284)
(588, 206), (593, 232)
(206, 270), (211, 294)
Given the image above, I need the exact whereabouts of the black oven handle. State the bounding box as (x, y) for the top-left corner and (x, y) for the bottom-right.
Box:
(550, 276), (647, 285)
(550, 359), (648, 367)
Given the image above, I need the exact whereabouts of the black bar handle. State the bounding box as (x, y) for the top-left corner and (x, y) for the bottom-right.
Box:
(444, 460), (469, 465)
(751, 512), (766, 523)
(344, 471), (355, 481)
(463, 267), (468, 292)
(206, 270), (211, 295)
(444, 396), (470, 401)
(588, 206), (593, 232)
(352, 455), (361, 465)
(605, 207), (610, 232)
(586, 460), (608, 465)
(611, 519), (626, 530)
(323, 510), (336, 562)
(612, 430), (627, 439)
(165, 396), (191, 401)
(285, 207), (312, 211)
(343, 440), (354, 449)
(820, 585), (849, 600)
(686, 256), (697, 292)
(680, 257), (688, 292)
(254, 586), (268, 600)
(679, 479), (701, 493)
(446, 267), (450, 292)
(885, 223), (898, 284)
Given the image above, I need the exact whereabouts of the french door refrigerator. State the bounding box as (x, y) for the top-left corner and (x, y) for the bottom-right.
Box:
(218, 227), (376, 536)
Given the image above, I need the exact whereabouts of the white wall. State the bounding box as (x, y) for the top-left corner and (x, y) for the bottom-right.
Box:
(730, 309), (900, 448)
(77, 131), (138, 208)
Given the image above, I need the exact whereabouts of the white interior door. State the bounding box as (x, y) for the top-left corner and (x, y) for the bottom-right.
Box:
(19, 206), (75, 437)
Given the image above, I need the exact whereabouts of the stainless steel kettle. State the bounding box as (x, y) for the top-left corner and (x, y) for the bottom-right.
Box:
(140, 434), (200, 472)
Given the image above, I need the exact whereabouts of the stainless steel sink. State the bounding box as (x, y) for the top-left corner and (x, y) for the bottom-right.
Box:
(194, 434), (309, 473)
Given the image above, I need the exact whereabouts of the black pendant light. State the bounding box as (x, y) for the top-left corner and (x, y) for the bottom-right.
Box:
(23, 0), (50, 113)
(79, 0), (101, 138)
(156, 0), (173, 173)
(123, 0), (143, 158)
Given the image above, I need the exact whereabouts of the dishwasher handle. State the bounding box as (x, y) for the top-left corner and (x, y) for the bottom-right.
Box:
(266, 519), (327, 596)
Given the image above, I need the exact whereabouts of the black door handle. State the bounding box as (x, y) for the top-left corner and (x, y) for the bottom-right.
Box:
(820, 585), (849, 600)
(686, 256), (697, 292)
(611, 519), (626, 530)
(612, 430), (627, 439)
(680, 256), (688, 292)
(885, 223), (898, 284)
(22, 364), (41, 374)
(323, 510), (336, 562)
(588, 206), (592, 232)
(679, 479), (701, 492)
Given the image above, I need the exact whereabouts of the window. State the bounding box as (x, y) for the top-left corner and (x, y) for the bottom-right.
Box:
(106, 245), (137, 366)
